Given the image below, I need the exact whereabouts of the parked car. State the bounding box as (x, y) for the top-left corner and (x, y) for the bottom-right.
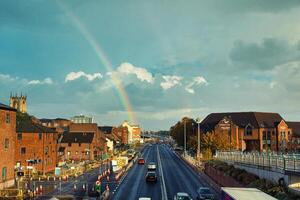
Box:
(174, 192), (193, 200)
(196, 187), (214, 200)
(138, 158), (145, 165)
(145, 171), (157, 182)
(147, 162), (156, 170)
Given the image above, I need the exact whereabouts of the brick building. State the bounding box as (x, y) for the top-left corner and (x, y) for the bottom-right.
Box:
(201, 112), (300, 152)
(0, 103), (16, 189)
(58, 123), (107, 161)
(16, 120), (57, 174)
(59, 132), (94, 161)
(112, 126), (129, 144)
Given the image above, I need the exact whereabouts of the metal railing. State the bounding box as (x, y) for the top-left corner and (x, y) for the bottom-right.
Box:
(216, 151), (300, 173)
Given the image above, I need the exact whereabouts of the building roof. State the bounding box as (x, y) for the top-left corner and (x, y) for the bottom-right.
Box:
(286, 121), (300, 137)
(201, 112), (283, 133)
(60, 132), (94, 143)
(17, 120), (56, 133)
(99, 126), (113, 134)
(0, 103), (17, 111)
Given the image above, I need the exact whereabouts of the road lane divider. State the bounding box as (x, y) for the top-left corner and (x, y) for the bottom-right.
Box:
(157, 145), (168, 200)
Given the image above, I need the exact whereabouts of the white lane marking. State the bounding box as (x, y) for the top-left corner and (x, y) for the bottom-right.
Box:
(157, 145), (168, 200)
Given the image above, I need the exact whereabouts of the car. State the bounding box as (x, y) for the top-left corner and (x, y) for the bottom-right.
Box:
(138, 158), (145, 165)
(145, 171), (157, 182)
(147, 162), (156, 170)
(196, 187), (214, 200)
(174, 192), (193, 200)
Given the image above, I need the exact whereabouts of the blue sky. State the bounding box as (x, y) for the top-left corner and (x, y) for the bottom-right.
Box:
(1, 0), (300, 130)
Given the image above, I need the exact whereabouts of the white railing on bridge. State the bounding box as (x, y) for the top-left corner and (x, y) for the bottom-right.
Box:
(216, 151), (300, 173)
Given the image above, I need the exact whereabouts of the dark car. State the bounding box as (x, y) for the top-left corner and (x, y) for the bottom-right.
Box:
(145, 171), (157, 182)
(138, 158), (145, 165)
(196, 187), (214, 200)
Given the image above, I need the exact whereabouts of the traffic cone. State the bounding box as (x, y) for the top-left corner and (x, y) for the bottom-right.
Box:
(39, 185), (43, 194)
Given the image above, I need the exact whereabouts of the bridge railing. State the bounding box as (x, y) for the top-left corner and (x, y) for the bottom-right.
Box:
(216, 151), (300, 173)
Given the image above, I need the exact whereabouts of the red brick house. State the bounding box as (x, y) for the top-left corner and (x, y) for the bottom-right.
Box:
(0, 103), (16, 189)
(201, 112), (298, 152)
(59, 131), (95, 161)
(16, 120), (57, 174)
(112, 126), (129, 144)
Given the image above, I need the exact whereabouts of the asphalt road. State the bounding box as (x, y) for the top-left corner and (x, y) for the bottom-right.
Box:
(111, 144), (161, 200)
(112, 144), (217, 200)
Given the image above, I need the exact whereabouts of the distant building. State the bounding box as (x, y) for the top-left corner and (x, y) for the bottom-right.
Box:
(58, 123), (106, 162)
(59, 131), (95, 161)
(200, 112), (300, 152)
(71, 115), (93, 123)
(9, 93), (27, 113)
(99, 126), (122, 152)
(112, 126), (129, 144)
(0, 103), (16, 189)
(122, 121), (141, 144)
(16, 120), (57, 174)
(40, 118), (71, 128)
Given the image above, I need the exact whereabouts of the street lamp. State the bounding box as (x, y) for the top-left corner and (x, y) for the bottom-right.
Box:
(184, 119), (187, 156)
(196, 117), (202, 160)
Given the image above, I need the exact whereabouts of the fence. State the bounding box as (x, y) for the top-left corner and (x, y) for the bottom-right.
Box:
(216, 151), (300, 173)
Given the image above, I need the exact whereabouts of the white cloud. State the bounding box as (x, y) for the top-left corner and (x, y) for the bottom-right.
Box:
(115, 62), (154, 83)
(28, 77), (53, 85)
(65, 71), (103, 82)
(160, 75), (182, 90)
(0, 74), (15, 81)
(185, 76), (208, 94)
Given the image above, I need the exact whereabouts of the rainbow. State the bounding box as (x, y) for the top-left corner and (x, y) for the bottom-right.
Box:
(57, 1), (136, 124)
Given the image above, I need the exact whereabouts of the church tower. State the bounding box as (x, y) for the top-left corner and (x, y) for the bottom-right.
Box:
(9, 93), (27, 113)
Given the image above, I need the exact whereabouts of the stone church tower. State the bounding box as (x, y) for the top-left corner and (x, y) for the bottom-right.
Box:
(9, 93), (27, 113)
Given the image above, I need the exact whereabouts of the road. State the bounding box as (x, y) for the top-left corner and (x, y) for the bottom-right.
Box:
(112, 144), (217, 200)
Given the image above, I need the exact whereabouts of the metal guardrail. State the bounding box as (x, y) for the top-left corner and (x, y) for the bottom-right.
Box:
(216, 151), (300, 173)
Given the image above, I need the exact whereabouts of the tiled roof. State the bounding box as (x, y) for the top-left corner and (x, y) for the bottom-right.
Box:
(60, 132), (94, 143)
(17, 120), (56, 133)
(201, 112), (283, 133)
(287, 122), (300, 137)
(0, 103), (17, 111)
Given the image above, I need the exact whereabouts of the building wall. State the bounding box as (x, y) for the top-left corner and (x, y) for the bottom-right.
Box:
(69, 123), (105, 159)
(113, 126), (129, 144)
(0, 109), (16, 189)
(60, 143), (92, 161)
(15, 132), (57, 174)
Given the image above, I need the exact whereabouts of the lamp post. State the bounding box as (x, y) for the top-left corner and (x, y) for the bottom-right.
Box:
(184, 119), (187, 156)
(196, 117), (202, 160)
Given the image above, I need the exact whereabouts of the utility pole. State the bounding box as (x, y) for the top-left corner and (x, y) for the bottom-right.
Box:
(196, 117), (202, 160)
(184, 119), (187, 156)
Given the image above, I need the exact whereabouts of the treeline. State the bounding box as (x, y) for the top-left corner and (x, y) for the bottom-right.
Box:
(170, 117), (234, 159)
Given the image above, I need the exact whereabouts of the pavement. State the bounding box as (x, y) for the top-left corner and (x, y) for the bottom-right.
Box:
(112, 144), (218, 200)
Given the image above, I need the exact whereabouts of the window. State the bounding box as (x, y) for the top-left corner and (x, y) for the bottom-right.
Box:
(272, 131), (275, 136)
(68, 143), (71, 147)
(38, 133), (42, 140)
(21, 147), (26, 154)
(17, 133), (22, 140)
(5, 113), (10, 123)
(245, 126), (252, 136)
(2, 167), (7, 181)
(45, 147), (49, 155)
(79, 143), (81, 147)
(4, 139), (9, 149)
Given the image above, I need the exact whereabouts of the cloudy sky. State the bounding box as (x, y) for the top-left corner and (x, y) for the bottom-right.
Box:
(1, 0), (300, 130)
